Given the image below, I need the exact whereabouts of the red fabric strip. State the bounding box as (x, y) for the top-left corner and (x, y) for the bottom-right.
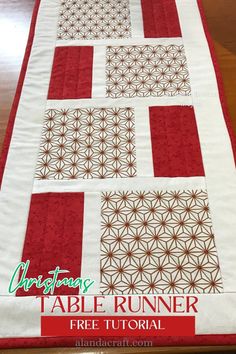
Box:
(197, 0), (236, 165)
(16, 192), (84, 296)
(48, 46), (93, 99)
(1, 334), (236, 349)
(77, 46), (93, 98)
(0, 0), (41, 189)
(47, 47), (69, 99)
(141, 0), (181, 38)
(149, 106), (205, 177)
(63, 47), (80, 98)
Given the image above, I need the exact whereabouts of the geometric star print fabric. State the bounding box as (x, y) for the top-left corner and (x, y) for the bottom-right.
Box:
(35, 107), (136, 180)
(106, 44), (191, 98)
(100, 189), (222, 295)
(57, 0), (132, 40)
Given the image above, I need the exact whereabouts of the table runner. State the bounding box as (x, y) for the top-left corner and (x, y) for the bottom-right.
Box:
(0, 0), (236, 348)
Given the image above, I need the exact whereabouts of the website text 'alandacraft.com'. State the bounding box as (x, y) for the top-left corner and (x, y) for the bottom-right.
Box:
(75, 338), (153, 347)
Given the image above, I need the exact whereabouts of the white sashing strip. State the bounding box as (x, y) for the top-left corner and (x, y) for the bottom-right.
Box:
(46, 96), (193, 109)
(135, 105), (154, 177)
(0, 0), (60, 295)
(33, 177), (207, 194)
(129, 0), (144, 38)
(176, 0), (236, 292)
(56, 37), (183, 47)
(92, 46), (106, 98)
(80, 193), (101, 294)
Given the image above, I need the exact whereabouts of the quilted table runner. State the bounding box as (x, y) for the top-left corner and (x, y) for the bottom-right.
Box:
(1, 0), (236, 348)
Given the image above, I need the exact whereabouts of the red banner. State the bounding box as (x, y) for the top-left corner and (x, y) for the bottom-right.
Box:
(41, 316), (195, 337)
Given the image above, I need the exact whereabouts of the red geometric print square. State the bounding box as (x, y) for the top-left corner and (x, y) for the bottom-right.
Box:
(149, 106), (205, 177)
(100, 190), (223, 295)
(141, 0), (182, 38)
(57, 0), (132, 40)
(48, 46), (93, 99)
(16, 192), (84, 296)
(35, 107), (136, 180)
(106, 45), (191, 98)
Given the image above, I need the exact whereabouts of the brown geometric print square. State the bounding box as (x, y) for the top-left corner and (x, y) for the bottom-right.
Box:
(106, 45), (191, 98)
(100, 190), (223, 294)
(35, 108), (136, 180)
(57, 0), (131, 40)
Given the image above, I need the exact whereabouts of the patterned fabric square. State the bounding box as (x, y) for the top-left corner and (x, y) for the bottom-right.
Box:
(35, 108), (136, 180)
(57, 0), (131, 40)
(100, 190), (223, 295)
(106, 44), (191, 98)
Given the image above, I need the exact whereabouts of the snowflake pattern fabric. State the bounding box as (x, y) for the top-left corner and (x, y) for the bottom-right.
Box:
(106, 44), (191, 98)
(35, 108), (136, 180)
(100, 190), (223, 294)
(57, 0), (131, 40)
